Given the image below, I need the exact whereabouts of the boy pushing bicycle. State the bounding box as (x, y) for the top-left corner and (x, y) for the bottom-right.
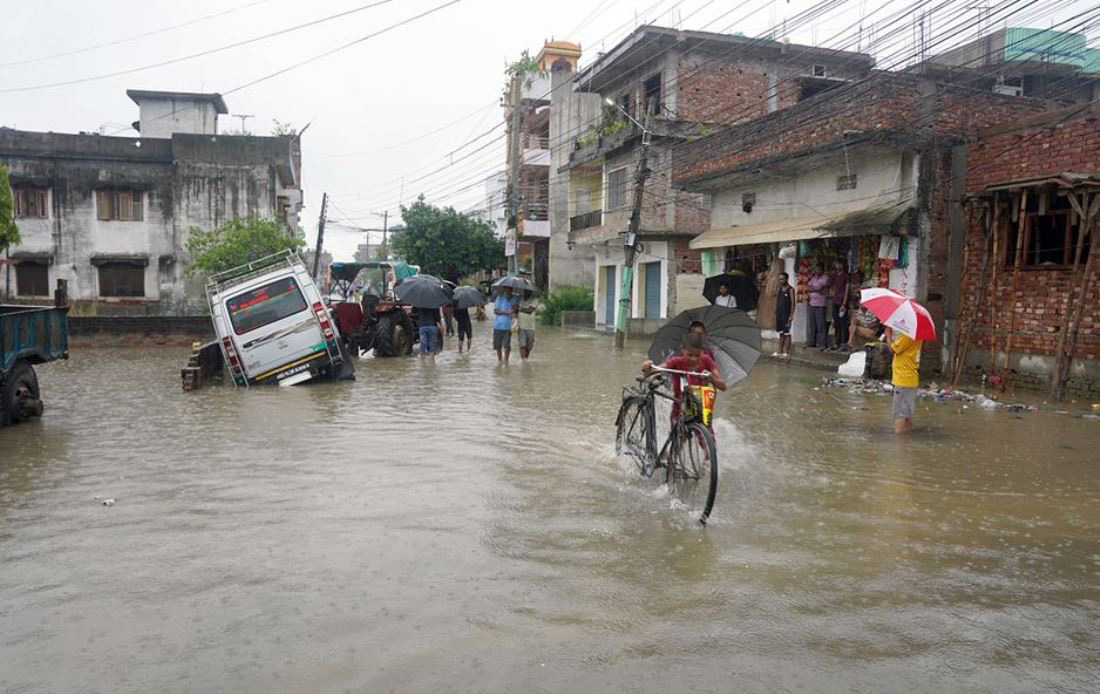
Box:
(641, 333), (727, 428)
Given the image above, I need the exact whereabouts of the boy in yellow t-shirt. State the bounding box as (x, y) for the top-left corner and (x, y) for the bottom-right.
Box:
(887, 327), (922, 435)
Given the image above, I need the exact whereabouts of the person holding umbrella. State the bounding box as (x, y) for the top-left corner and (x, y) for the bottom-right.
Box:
(859, 288), (935, 435)
(451, 286), (483, 353)
(394, 275), (453, 362)
(492, 286), (518, 364)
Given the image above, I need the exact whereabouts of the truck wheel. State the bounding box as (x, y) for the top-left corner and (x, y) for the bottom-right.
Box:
(1, 361), (42, 427)
(373, 313), (411, 357)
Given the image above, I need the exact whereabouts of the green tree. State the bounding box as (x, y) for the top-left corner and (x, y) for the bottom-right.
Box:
(0, 164), (20, 254)
(271, 119), (297, 137)
(185, 217), (303, 275)
(391, 198), (504, 281)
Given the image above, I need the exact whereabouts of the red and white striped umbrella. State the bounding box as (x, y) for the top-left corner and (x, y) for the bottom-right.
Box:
(860, 288), (937, 341)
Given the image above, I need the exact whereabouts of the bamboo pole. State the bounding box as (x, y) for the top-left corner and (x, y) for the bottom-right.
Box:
(952, 203), (992, 386)
(987, 196), (1002, 378)
(999, 189), (1029, 390)
(1049, 190), (1090, 400)
(1053, 193), (1100, 402)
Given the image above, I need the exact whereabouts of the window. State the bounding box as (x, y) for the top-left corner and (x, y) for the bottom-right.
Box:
(226, 276), (308, 334)
(15, 263), (49, 296)
(13, 188), (48, 219)
(98, 263), (145, 297)
(643, 73), (662, 115)
(606, 168), (628, 210)
(812, 64), (828, 77)
(836, 174), (858, 191)
(741, 192), (756, 213)
(96, 190), (143, 221)
(1005, 210), (1089, 268)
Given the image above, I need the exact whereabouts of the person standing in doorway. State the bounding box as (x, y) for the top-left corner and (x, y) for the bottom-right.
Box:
(714, 282), (737, 308)
(774, 272), (794, 359)
(517, 290), (538, 361)
(417, 306), (442, 361)
(454, 300), (473, 353)
(807, 262), (831, 350)
(493, 287), (518, 364)
(887, 326), (922, 435)
(830, 260), (849, 351)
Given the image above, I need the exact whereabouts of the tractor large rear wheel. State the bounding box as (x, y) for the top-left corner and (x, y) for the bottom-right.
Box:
(373, 312), (412, 357)
(1, 361), (42, 428)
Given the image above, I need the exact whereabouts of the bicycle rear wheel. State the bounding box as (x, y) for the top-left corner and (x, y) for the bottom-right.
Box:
(666, 423), (719, 524)
(616, 396), (655, 477)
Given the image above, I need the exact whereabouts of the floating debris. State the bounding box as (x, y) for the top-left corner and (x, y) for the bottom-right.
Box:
(821, 378), (1038, 412)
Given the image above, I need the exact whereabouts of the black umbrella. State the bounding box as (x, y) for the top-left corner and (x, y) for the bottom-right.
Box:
(394, 275), (453, 308)
(452, 286), (484, 310)
(648, 306), (762, 386)
(491, 275), (538, 294)
(702, 271), (759, 311)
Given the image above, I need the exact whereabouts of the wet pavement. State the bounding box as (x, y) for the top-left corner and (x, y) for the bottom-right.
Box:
(1, 327), (1097, 693)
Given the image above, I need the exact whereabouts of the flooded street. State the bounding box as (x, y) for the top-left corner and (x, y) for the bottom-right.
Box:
(2, 328), (1098, 693)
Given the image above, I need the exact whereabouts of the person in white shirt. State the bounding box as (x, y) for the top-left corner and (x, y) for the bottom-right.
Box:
(714, 283), (737, 308)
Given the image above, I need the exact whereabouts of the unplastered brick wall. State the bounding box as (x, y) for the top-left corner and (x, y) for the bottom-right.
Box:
(956, 109), (1100, 361)
(604, 144), (710, 236)
(671, 75), (1048, 186)
(670, 238), (703, 275)
(964, 110), (1100, 195)
(675, 61), (772, 124)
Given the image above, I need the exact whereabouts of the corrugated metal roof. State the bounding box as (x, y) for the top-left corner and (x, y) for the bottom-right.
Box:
(1003, 27), (1088, 67)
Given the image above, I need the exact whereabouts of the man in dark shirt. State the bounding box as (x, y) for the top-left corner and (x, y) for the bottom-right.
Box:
(454, 302), (473, 353)
(417, 306), (442, 359)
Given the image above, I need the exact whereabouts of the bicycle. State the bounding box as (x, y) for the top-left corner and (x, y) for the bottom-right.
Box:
(615, 367), (719, 525)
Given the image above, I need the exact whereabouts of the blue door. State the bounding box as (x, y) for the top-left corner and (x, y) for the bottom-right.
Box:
(644, 262), (661, 318)
(604, 266), (616, 325)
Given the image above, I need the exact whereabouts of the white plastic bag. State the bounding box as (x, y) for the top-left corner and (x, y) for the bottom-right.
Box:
(837, 351), (867, 378)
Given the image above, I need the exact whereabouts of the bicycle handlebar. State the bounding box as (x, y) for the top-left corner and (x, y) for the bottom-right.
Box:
(652, 366), (711, 378)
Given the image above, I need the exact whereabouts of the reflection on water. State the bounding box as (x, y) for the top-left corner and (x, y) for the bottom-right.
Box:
(1, 329), (1097, 693)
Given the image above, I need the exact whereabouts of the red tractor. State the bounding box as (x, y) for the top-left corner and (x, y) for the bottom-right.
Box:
(326, 261), (420, 357)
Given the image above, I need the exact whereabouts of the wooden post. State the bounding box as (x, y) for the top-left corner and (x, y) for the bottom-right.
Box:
(1049, 190), (1091, 400)
(952, 203), (992, 386)
(999, 189), (1029, 388)
(987, 195), (1003, 380)
(1052, 193), (1100, 402)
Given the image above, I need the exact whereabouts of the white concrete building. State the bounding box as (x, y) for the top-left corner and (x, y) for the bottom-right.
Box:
(1, 90), (303, 313)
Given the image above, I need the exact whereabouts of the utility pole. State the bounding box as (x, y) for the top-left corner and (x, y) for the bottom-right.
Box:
(506, 75), (524, 275)
(312, 192), (328, 280)
(378, 210), (389, 260)
(615, 108), (654, 349)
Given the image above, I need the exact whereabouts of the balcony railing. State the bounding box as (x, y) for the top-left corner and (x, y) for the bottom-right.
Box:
(569, 209), (602, 232)
(523, 135), (550, 150)
(524, 203), (549, 221)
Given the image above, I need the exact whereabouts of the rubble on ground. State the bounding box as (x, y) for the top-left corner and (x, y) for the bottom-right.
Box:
(821, 377), (1039, 412)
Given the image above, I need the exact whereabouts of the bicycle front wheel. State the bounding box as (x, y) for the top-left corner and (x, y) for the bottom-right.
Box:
(616, 396), (655, 477)
(666, 423), (719, 524)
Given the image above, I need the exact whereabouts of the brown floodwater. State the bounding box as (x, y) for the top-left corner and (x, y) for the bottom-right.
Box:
(1, 328), (1097, 693)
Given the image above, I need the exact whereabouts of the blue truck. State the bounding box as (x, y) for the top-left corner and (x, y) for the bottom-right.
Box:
(0, 299), (69, 428)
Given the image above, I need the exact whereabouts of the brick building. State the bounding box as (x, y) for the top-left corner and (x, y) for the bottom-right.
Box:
(672, 73), (1054, 367)
(951, 103), (1100, 397)
(560, 25), (874, 333)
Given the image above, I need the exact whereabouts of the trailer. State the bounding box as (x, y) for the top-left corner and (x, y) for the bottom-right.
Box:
(0, 291), (69, 428)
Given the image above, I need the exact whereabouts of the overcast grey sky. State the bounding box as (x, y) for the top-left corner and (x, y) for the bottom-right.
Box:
(2, 0), (1095, 260)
